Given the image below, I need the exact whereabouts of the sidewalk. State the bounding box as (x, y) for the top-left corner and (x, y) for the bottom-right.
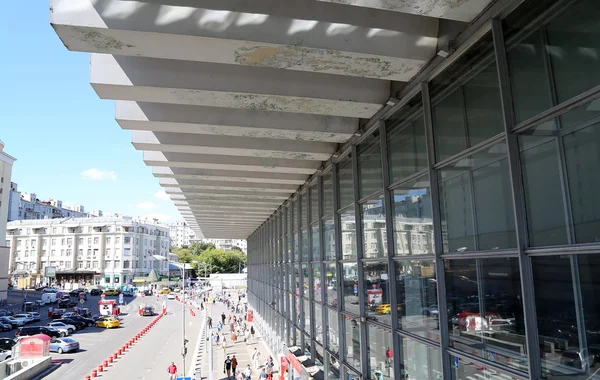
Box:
(203, 300), (277, 380)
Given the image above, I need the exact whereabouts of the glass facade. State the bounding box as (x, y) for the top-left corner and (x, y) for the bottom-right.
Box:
(246, 1), (600, 379)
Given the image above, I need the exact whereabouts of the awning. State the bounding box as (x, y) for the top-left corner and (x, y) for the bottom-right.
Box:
(132, 278), (148, 283)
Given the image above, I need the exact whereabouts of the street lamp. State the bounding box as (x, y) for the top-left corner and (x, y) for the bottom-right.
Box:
(153, 254), (198, 377)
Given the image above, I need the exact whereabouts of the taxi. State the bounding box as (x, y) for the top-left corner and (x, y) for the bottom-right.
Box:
(375, 304), (392, 315)
(103, 289), (120, 296)
(158, 288), (171, 295)
(96, 316), (120, 329)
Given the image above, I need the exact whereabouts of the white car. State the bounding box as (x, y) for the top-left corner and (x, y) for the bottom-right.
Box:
(26, 313), (41, 322)
(2, 317), (24, 327)
(12, 314), (32, 324)
(47, 322), (75, 335)
(166, 293), (176, 300)
(0, 350), (11, 361)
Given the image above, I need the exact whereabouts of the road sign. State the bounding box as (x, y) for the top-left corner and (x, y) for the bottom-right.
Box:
(453, 356), (459, 369)
(79, 292), (85, 299)
(80, 299), (85, 304)
(176, 377), (191, 380)
(119, 294), (124, 305)
(101, 293), (105, 299)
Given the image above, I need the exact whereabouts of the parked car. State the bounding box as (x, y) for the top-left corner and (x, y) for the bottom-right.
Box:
(166, 293), (175, 300)
(61, 314), (94, 327)
(122, 290), (134, 297)
(0, 310), (13, 317)
(561, 348), (595, 372)
(52, 309), (66, 319)
(42, 287), (58, 293)
(26, 312), (41, 322)
(90, 289), (103, 296)
(103, 289), (120, 296)
(96, 316), (120, 329)
(58, 299), (77, 308)
(22, 302), (38, 312)
(78, 308), (92, 318)
(0, 317), (23, 328)
(49, 337), (80, 354)
(16, 326), (63, 338)
(0, 322), (12, 332)
(55, 318), (85, 330)
(142, 306), (154, 316)
(0, 350), (11, 361)
(12, 314), (33, 324)
(142, 290), (152, 296)
(47, 322), (75, 335)
(0, 338), (17, 351)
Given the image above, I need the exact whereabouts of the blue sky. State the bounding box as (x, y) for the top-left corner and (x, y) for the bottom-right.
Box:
(0, 2), (180, 223)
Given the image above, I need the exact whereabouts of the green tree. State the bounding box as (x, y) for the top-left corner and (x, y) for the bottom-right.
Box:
(172, 247), (193, 263)
(190, 242), (216, 256)
(231, 245), (243, 252)
(194, 249), (247, 274)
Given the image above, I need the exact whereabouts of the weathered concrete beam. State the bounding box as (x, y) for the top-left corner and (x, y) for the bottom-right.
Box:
(159, 178), (298, 193)
(152, 167), (307, 185)
(132, 130), (335, 161)
(91, 54), (388, 118)
(117, 101), (356, 143)
(143, 151), (320, 175)
(51, 0), (438, 80)
(164, 188), (290, 200)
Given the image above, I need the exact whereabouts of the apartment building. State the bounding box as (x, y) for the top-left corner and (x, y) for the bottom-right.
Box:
(168, 220), (196, 247)
(0, 140), (16, 302)
(8, 187), (99, 221)
(6, 216), (170, 289)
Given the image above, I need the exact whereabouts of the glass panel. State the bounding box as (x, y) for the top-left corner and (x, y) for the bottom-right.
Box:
(301, 228), (309, 262)
(564, 118), (600, 244)
(293, 264), (300, 296)
(340, 208), (357, 260)
(392, 175), (434, 256)
(367, 325), (395, 380)
(314, 303), (323, 343)
(450, 355), (507, 380)
(446, 258), (527, 372)
(287, 236), (292, 263)
(363, 262), (391, 325)
(303, 299), (311, 334)
(323, 171), (334, 216)
(301, 264), (309, 298)
(386, 95), (427, 183)
(344, 316), (362, 371)
(399, 337), (443, 380)
(312, 224), (320, 261)
(325, 308), (340, 353)
(519, 134), (568, 246)
(362, 195), (386, 259)
(396, 260), (439, 340)
(324, 263), (338, 307)
(342, 263), (360, 315)
(327, 352), (341, 380)
(438, 143), (516, 252)
(294, 232), (300, 262)
(323, 218), (336, 261)
(313, 263), (322, 302)
(357, 132), (383, 198)
(310, 184), (319, 223)
(287, 205), (292, 235)
(301, 192), (308, 228)
(292, 201), (297, 232)
(338, 154), (354, 209)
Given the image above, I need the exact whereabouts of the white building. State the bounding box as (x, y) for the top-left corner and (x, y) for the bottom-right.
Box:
(6, 216), (170, 290)
(0, 141), (16, 302)
(11, 189), (95, 221)
(199, 239), (247, 253)
(169, 221), (196, 247)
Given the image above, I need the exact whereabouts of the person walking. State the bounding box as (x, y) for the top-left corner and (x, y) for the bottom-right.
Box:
(167, 362), (177, 380)
(224, 356), (232, 379)
(235, 370), (243, 380)
(208, 316), (213, 329)
(231, 355), (238, 375)
(221, 312), (226, 324)
(243, 364), (253, 380)
(252, 348), (261, 369)
(250, 325), (255, 339)
(259, 368), (267, 379)
(222, 338), (228, 355)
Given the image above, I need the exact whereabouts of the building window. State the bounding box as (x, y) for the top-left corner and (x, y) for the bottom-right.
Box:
(79, 238), (83, 245)
(93, 237), (99, 244)
(67, 238), (72, 245)
(51, 238), (56, 246)
(78, 262), (83, 269)
(124, 237), (131, 244)
(66, 249), (71, 256)
(116, 237), (120, 244)
(106, 237), (111, 244)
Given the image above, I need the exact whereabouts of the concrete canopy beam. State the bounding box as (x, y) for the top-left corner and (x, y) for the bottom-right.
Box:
(51, 0), (438, 80)
(164, 188), (290, 200)
(159, 178), (299, 192)
(132, 130), (335, 161)
(91, 54), (388, 118)
(174, 196), (284, 205)
(152, 167), (307, 185)
(117, 101), (357, 143)
(143, 151), (321, 175)
(183, 202), (282, 210)
(317, 0), (494, 22)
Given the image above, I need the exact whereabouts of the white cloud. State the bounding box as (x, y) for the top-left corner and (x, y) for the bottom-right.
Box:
(137, 202), (158, 210)
(154, 190), (171, 201)
(81, 168), (117, 181)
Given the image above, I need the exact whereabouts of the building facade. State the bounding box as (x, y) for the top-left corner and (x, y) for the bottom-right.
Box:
(200, 239), (248, 253)
(246, 1), (600, 380)
(6, 216), (170, 289)
(0, 141), (16, 302)
(169, 221), (196, 247)
(9, 188), (98, 222)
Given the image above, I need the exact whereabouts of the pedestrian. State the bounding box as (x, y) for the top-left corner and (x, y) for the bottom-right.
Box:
(231, 355), (238, 374)
(235, 370), (243, 380)
(385, 346), (393, 367)
(222, 339), (227, 355)
(243, 364), (253, 380)
(259, 368), (267, 379)
(221, 312), (226, 324)
(252, 347), (261, 369)
(215, 333), (220, 345)
(224, 356), (232, 379)
(250, 325), (255, 339)
(208, 317), (213, 329)
(167, 361), (177, 380)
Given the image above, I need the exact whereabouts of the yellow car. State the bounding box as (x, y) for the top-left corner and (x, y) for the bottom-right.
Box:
(103, 289), (120, 296)
(375, 304), (392, 315)
(96, 316), (120, 328)
(158, 288), (171, 295)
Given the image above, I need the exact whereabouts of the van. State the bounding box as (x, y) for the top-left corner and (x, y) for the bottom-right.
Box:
(41, 293), (57, 304)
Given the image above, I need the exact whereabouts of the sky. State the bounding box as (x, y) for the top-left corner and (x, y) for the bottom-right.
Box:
(0, 2), (180, 224)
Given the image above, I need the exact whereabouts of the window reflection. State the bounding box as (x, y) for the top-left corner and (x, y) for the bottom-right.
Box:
(367, 325), (395, 380)
(357, 132), (383, 198)
(323, 218), (336, 260)
(314, 303), (322, 343)
(342, 263), (360, 315)
(312, 225), (320, 261)
(340, 208), (357, 260)
(438, 143), (516, 252)
(303, 299), (311, 334)
(323, 171), (334, 216)
(392, 176), (434, 256)
(310, 184), (319, 223)
(338, 154), (354, 209)
(313, 264), (322, 302)
(324, 263), (338, 307)
(362, 196), (386, 259)
(363, 262), (391, 325)
(445, 258), (527, 372)
(344, 316), (362, 371)
(449, 355), (507, 380)
(327, 352), (340, 380)
(399, 337), (443, 380)
(325, 308), (340, 354)
(395, 260), (439, 339)
(301, 229), (309, 262)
